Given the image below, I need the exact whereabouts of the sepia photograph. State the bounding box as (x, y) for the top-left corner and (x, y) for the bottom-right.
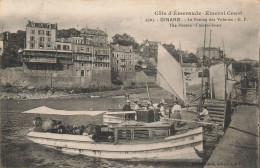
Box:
(0, 0), (259, 167)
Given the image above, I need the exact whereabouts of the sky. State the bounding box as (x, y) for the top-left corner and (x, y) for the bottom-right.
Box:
(0, 0), (259, 60)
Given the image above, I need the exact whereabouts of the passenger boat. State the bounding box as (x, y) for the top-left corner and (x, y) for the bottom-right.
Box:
(26, 120), (203, 162)
(24, 44), (204, 162)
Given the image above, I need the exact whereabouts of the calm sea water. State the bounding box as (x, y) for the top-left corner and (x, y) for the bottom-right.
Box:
(1, 98), (203, 168)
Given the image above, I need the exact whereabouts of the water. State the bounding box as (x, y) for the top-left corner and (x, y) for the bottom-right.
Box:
(1, 98), (203, 168)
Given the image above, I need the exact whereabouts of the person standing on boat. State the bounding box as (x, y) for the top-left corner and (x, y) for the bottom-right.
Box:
(172, 101), (182, 127)
(123, 100), (132, 120)
(155, 104), (163, 121)
(147, 101), (154, 110)
(133, 101), (140, 110)
(199, 107), (212, 132)
(159, 103), (165, 116)
(123, 100), (132, 111)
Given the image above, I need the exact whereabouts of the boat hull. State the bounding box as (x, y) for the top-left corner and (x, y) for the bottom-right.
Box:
(27, 128), (203, 162)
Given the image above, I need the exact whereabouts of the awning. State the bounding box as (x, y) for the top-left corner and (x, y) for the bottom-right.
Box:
(22, 106), (106, 116)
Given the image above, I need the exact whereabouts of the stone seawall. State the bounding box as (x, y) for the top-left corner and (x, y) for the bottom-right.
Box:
(0, 67), (112, 88)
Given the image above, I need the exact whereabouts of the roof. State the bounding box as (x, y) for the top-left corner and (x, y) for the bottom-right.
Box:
(111, 44), (133, 52)
(197, 47), (221, 51)
(26, 20), (57, 29)
(141, 39), (160, 47)
(80, 27), (107, 36)
(22, 106), (105, 116)
(182, 63), (197, 67)
(238, 58), (258, 62)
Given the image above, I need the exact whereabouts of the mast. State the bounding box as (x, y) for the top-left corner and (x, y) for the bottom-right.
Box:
(146, 80), (151, 101)
(208, 30), (212, 99)
(223, 41), (228, 101)
(199, 23), (207, 111)
(179, 41), (183, 65)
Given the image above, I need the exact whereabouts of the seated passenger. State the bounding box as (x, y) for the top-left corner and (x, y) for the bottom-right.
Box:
(33, 114), (42, 127)
(122, 100), (132, 111)
(199, 107), (211, 123)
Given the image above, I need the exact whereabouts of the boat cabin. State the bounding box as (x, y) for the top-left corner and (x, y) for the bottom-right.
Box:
(112, 121), (175, 143)
(103, 110), (155, 126)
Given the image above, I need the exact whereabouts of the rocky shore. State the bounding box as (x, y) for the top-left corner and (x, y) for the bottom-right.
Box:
(0, 85), (161, 100)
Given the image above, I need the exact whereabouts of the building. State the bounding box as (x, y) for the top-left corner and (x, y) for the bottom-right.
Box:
(182, 63), (197, 75)
(22, 21), (64, 70)
(26, 21), (57, 50)
(140, 39), (160, 59)
(196, 47), (224, 60)
(21, 21), (111, 88)
(111, 44), (136, 84)
(0, 33), (3, 56)
(80, 25), (108, 47)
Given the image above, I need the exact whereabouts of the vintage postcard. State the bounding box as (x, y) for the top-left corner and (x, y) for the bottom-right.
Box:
(0, 0), (259, 167)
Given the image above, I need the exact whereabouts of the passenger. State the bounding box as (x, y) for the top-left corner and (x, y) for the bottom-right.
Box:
(155, 104), (163, 121)
(42, 119), (57, 132)
(133, 101), (140, 110)
(199, 107), (211, 123)
(57, 121), (66, 134)
(199, 107), (212, 132)
(159, 103), (165, 116)
(33, 114), (42, 127)
(72, 125), (79, 134)
(122, 100), (132, 111)
(80, 125), (85, 135)
(172, 101), (182, 127)
(147, 101), (154, 110)
(108, 136), (114, 142)
(66, 125), (73, 134)
(122, 100), (132, 120)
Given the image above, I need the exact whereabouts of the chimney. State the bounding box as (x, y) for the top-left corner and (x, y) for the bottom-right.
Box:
(85, 24), (88, 29)
(97, 27), (99, 30)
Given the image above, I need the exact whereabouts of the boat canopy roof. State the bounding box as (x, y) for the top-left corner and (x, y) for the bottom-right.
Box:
(22, 106), (106, 116)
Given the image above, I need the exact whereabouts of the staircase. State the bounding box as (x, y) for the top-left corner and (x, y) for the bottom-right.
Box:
(204, 99), (231, 131)
(202, 99), (232, 163)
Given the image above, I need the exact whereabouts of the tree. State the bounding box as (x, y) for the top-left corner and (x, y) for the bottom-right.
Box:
(162, 43), (199, 64)
(111, 33), (139, 51)
(233, 62), (252, 75)
(57, 28), (80, 38)
(162, 43), (179, 61)
(183, 53), (199, 63)
(137, 60), (143, 65)
(111, 70), (123, 85)
(1, 31), (25, 69)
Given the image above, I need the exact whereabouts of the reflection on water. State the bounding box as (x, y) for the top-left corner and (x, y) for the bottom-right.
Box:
(1, 98), (203, 168)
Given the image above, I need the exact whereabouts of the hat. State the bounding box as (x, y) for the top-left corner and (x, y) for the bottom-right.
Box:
(134, 101), (138, 103)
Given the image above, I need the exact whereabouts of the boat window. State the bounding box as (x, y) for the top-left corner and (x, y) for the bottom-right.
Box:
(118, 130), (131, 140)
(134, 130), (149, 140)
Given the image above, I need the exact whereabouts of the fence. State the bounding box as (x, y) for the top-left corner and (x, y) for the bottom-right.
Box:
(162, 118), (219, 141)
(230, 86), (258, 105)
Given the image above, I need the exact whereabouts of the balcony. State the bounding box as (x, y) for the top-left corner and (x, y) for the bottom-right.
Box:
(95, 52), (109, 56)
(22, 57), (57, 63)
(93, 58), (110, 63)
(74, 56), (92, 62)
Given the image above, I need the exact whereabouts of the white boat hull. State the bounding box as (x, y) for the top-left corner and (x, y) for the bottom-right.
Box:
(27, 127), (203, 162)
